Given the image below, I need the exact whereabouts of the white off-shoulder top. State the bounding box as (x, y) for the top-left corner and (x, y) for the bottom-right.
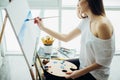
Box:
(77, 18), (115, 80)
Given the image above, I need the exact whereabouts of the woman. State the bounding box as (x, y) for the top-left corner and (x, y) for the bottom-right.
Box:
(34, 0), (115, 80)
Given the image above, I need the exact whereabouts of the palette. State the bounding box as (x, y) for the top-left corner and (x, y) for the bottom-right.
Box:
(45, 60), (77, 77)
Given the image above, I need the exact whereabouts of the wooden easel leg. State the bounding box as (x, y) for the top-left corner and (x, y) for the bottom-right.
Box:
(35, 63), (39, 80)
(0, 14), (8, 43)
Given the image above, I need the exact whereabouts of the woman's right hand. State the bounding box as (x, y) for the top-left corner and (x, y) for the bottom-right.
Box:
(34, 17), (45, 30)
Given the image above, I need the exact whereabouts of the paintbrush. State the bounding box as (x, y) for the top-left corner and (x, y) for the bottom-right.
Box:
(25, 16), (59, 21)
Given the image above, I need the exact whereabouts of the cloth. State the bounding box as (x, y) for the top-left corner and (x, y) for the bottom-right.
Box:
(0, 56), (11, 80)
(0, 44), (11, 80)
(0, 49), (3, 68)
(77, 18), (115, 80)
(0, 44), (4, 68)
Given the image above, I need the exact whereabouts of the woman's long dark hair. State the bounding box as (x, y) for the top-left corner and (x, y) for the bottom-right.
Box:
(87, 0), (105, 16)
(81, 0), (105, 18)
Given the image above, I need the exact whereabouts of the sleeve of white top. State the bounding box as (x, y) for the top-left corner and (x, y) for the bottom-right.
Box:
(77, 18), (88, 32)
(92, 39), (115, 67)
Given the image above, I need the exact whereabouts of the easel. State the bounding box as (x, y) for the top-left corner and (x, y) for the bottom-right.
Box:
(0, 14), (7, 43)
(0, 8), (36, 80)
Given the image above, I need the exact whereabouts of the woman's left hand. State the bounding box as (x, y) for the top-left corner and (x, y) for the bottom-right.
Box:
(65, 70), (81, 79)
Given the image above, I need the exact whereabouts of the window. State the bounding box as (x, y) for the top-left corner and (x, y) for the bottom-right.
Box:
(2, 10), (21, 52)
(62, 0), (78, 7)
(106, 11), (120, 52)
(104, 0), (120, 6)
(39, 9), (59, 47)
(61, 10), (80, 51)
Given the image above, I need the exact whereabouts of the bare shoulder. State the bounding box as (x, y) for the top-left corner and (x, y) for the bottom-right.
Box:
(96, 18), (113, 40)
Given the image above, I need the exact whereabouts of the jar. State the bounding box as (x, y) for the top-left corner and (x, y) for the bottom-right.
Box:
(44, 45), (52, 59)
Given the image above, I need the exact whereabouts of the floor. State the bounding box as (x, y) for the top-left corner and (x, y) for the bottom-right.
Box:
(7, 56), (32, 80)
(4, 55), (120, 80)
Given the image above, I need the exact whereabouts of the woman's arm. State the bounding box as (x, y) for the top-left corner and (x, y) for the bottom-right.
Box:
(34, 17), (81, 42)
(65, 63), (102, 79)
(42, 27), (80, 42)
